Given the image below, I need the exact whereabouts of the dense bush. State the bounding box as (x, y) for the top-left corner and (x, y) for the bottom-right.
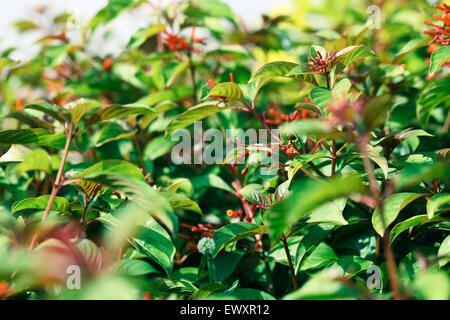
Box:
(0, 0), (449, 300)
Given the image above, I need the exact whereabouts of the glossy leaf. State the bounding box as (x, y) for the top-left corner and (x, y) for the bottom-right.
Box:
(12, 195), (70, 214)
(372, 193), (425, 236)
(429, 45), (450, 75)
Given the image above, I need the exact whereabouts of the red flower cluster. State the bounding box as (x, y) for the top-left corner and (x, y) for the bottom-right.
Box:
(424, 3), (450, 45)
(308, 50), (336, 74)
(264, 104), (317, 126)
(178, 222), (218, 251)
(162, 27), (207, 54)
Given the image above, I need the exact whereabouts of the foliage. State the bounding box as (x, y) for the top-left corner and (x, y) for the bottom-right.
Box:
(0, 0), (449, 300)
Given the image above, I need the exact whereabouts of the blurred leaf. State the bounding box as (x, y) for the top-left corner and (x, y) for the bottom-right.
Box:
(85, 104), (157, 128)
(119, 258), (159, 276)
(16, 149), (52, 175)
(264, 175), (363, 238)
(438, 235), (450, 268)
(0, 145), (31, 163)
(417, 78), (450, 126)
(127, 23), (165, 49)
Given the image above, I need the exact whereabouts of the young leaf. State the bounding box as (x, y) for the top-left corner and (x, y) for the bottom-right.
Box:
(249, 61), (297, 82)
(85, 104), (157, 128)
(372, 193), (425, 236)
(165, 102), (227, 137)
(366, 145), (388, 179)
(206, 82), (245, 103)
(427, 194), (450, 219)
(16, 149), (52, 175)
(429, 46), (450, 76)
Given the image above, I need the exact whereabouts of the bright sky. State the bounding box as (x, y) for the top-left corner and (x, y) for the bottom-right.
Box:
(0, 0), (290, 60)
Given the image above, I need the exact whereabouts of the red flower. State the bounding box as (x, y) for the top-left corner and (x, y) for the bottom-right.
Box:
(423, 4), (450, 45)
(308, 50), (336, 74)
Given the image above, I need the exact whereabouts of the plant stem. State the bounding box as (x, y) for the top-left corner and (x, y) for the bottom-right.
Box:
(331, 139), (336, 176)
(29, 123), (74, 250)
(281, 233), (298, 291)
(359, 136), (402, 300)
(187, 50), (198, 104)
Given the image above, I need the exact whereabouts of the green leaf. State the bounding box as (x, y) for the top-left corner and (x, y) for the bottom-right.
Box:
(332, 45), (376, 73)
(86, 0), (134, 32)
(389, 214), (443, 244)
(143, 135), (176, 160)
(85, 104), (157, 128)
(119, 259), (159, 276)
(394, 38), (427, 63)
(372, 193), (425, 236)
(310, 87), (332, 109)
(427, 194), (450, 219)
(0, 145), (31, 163)
(77, 239), (103, 269)
(16, 149), (52, 175)
(12, 195), (70, 214)
(283, 270), (359, 300)
(0, 129), (66, 149)
(127, 23), (165, 49)
(393, 162), (450, 191)
(417, 78), (450, 126)
(95, 122), (137, 147)
(324, 256), (373, 278)
(305, 198), (348, 226)
(190, 174), (234, 193)
(76, 160), (173, 230)
(209, 288), (275, 300)
(285, 63), (320, 85)
(23, 102), (68, 123)
(100, 211), (175, 274)
(206, 82), (245, 102)
(288, 153), (327, 180)
(0, 57), (20, 72)
(160, 192), (202, 214)
(249, 61), (297, 82)
(212, 222), (267, 257)
(165, 102), (227, 137)
(413, 270), (450, 300)
(68, 99), (101, 124)
(438, 235), (450, 267)
(295, 223), (335, 273)
(299, 242), (338, 271)
(366, 145), (388, 179)
(264, 175), (363, 238)
(429, 46), (450, 75)
(281, 119), (336, 138)
(294, 103), (324, 116)
(132, 220), (176, 274)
